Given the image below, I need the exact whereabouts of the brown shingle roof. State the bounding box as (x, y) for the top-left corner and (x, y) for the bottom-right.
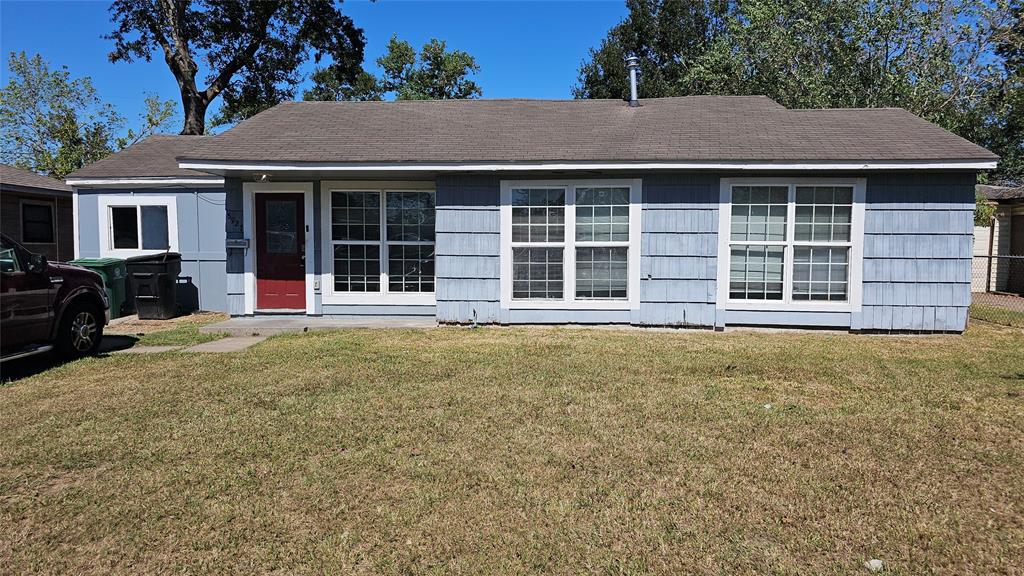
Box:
(977, 184), (1024, 200)
(0, 164), (72, 193)
(178, 96), (997, 165)
(66, 135), (219, 180)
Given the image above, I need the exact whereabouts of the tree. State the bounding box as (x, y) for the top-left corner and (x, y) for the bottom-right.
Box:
(577, 0), (1020, 184)
(983, 0), (1023, 184)
(0, 52), (175, 178)
(303, 68), (383, 102)
(305, 35), (482, 101)
(106, 0), (366, 134)
(573, 0), (730, 100)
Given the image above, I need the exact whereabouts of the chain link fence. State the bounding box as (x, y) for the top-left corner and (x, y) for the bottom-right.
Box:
(971, 255), (1024, 327)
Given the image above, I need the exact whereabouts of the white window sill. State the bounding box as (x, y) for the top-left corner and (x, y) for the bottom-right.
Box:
(507, 299), (634, 311)
(725, 300), (853, 313)
(101, 248), (175, 259)
(321, 292), (436, 306)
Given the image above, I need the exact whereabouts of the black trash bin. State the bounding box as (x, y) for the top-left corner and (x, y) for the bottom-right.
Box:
(126, 252), (182, 320)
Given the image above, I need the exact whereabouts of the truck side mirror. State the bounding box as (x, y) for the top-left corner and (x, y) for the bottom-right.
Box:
(26, 252), (47, 274)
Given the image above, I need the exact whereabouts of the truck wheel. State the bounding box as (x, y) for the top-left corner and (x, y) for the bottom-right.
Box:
(56, 301), (104, 359)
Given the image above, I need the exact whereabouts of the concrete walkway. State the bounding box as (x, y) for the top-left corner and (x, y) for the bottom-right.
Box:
(185, 336), (268, 353)
(199, 316), (437, 336)
(111, 345), (180, 355)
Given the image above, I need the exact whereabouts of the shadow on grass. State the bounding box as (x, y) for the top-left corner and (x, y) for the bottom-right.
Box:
(1, 335), (139, 383)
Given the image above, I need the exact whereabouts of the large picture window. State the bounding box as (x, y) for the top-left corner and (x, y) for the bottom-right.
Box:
(721, 180), (862, 308)
(501, 179), (641, 310)
(327, 187), (435, 298)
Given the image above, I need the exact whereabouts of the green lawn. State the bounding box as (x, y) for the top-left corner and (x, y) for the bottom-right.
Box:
(2, 325), (1023, 574)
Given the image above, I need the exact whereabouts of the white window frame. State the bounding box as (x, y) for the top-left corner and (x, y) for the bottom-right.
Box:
(716, 177), (865, 312)
(97, 195), (178, 258)
(20, 199), (56, 245)
(320, 181), (436, 306)
(500, 179), (642, 311)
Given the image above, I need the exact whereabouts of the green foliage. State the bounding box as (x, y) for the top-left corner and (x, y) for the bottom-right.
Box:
(303, 69), (383, 102)
(574, 0), (730, 99)
(975, 191), (998, 225)
(305, 35), (481, 102)
(0, 52), (175, 178)
(576, 0), (1021, 184)
(106, 0), (366, 132)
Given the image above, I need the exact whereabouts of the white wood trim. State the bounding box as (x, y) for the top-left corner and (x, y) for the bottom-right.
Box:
(67, 177), (224, 188)
(96, 195), (179, 258)
(716, 177), (866, 314)
(180, 159), (998, 172)
(72, 190), (80, 259)
(319, 182), (437, 306)
(242, 182), (315, 315)
(499, 178), (642, 311)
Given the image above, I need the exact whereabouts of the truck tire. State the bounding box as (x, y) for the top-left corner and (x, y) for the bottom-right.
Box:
(56, 301), (104, 359)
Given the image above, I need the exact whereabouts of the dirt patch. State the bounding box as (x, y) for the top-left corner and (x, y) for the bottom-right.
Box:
(105, 312), (227, 337)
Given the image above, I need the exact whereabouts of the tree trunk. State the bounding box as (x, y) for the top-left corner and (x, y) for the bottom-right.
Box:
(180, 89), (208, 135)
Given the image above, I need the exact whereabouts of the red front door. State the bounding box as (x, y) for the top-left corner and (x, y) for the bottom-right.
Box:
(255, 193), (305, 310)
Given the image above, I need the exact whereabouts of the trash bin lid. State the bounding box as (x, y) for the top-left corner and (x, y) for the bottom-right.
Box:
(125, 252), (182, 263)
(70, 257), (125, 266)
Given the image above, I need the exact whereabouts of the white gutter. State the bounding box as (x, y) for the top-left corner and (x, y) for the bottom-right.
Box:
(66, 177), (225, 188)
(177, 159), (998, 172)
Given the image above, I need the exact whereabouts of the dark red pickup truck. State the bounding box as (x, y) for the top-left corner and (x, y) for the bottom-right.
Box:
(1, 234), (108, 362)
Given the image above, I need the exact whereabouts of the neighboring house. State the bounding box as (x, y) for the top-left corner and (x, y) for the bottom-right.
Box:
(67, 96), (998, 331)
(0, 164), (75, 262)
(972, 184), (1024, 294)
(65, 136), (227, 312)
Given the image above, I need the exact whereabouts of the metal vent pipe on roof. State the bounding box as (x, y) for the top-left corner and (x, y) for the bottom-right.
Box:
(625, 55), (640, 107)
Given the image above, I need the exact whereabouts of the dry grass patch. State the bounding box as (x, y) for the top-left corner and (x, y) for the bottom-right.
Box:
(1, 324), (1022, 574)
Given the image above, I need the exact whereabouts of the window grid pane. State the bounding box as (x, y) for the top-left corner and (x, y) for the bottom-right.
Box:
(332, 191), (380, 241)
(576, 187), (629, 242)
(512, 247), (563, 299)
(111, 206), (139, 249)
(794, 186), (853, 242)
(511, 188), (565, 243)
(140, 205), (170, 250)
(730, 186), (788, 242)
(386, 192), (435, 242)
(388, 244), (435, 293)
(792, 246), (849, 301)
(333, 244), (381, 292)
(729, 245), (784, 300)
(575, 247), (628, 299)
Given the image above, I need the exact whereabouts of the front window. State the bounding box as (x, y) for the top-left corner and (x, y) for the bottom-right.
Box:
(21, 201), (55, 244)
(99, 197), (177, 256)
(110, 205), (169, 250)
(726, 182), (858, 305)
(502, 180), (640, 308)
(329, 189), (435, 296)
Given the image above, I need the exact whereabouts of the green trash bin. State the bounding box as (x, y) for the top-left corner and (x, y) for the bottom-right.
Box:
(69, 258), (129, 319)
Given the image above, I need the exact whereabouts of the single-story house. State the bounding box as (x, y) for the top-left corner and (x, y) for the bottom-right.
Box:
(1, 164), (75, 261)
(66, 96), (998, 332)
(972, 184), (1023, 294)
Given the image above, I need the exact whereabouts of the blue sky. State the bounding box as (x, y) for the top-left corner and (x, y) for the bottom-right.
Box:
(0, 0), (628, 132)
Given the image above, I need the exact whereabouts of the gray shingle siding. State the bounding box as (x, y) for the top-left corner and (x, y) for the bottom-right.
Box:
(857, 173), (975, 331)
(639, 174), (719, 327)
(435, 175), (501, 324)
